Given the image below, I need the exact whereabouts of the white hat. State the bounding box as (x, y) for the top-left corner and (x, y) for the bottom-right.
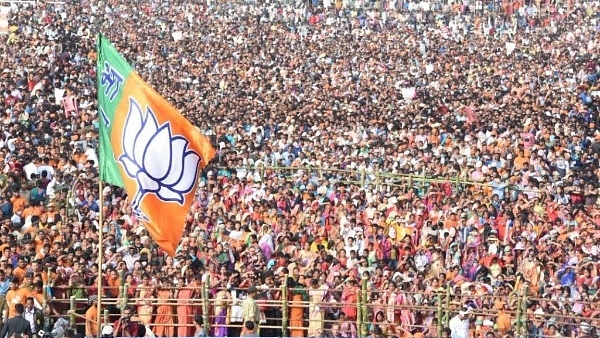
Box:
(101, 325), (114, 335)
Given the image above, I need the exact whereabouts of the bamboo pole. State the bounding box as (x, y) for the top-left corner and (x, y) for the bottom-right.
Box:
(360, 277), (368, 337)
(118, 285), (124, 313)
(444, 284), (450, 327)
(355, 289), (362, 338)
(515, 290), (523, 335)
(123, 284), (129, 312)
(202, 282), (210, 334)
(436, 292), (443, 338)
(96, 180), (104, 338)
(281, 284), (289, 337)
(69, 296), (76, 327)
(521, 286), (529, 336)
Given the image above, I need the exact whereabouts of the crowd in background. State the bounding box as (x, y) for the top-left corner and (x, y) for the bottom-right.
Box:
(0, 0), (598, 337)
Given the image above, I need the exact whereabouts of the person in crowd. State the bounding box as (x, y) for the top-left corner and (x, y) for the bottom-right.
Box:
(112, 306), (139, 338)
(241, 321), (259, 338)
(241, 286), (260, 335)
(0, 304), (32, 338)
(84, 296), (98, 338)
(22, 297), (43, 337)
(193, 315), (207, 338)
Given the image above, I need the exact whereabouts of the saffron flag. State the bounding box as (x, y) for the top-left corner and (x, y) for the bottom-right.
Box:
(97, 34), (216, 256)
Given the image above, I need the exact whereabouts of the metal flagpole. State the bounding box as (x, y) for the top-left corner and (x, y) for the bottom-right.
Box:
(97, 180), (104, 338)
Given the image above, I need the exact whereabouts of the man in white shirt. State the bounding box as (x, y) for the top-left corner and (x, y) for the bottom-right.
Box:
(23, 157), (40, 181)
(228, 286), (245, 337)
(448, 309), (471, 338)
(122, 246), (140, 271)
(345, 250), (359, 270)
(344, 237), (359, 256)
(37, 158), (54, 180)
(84, 145), (99, 167)
(23, 297), (42, 335)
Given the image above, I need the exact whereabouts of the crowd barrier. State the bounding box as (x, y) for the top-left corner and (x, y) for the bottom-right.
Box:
(42, 277), (598, 338)
(211, 165), (541, 197)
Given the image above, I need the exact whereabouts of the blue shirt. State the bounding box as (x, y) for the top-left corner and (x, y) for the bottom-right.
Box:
(0, 279), (10, 296)
(560, 269), (576, 286)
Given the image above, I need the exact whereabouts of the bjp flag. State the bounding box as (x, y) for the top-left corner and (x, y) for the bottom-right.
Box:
(96, 34), (216, 256)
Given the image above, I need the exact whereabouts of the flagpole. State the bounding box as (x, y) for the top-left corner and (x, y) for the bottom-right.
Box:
(96, 32), (104, 338)
(97, 179), (104, 338)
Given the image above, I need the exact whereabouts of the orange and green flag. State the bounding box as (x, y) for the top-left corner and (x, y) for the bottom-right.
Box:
(97, 33), (216, 256)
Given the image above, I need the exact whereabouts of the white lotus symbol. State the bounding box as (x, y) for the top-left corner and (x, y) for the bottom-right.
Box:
(119, 97), (201, 210)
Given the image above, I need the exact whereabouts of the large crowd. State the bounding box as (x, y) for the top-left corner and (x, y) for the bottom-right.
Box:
(0, 0), (598, 337)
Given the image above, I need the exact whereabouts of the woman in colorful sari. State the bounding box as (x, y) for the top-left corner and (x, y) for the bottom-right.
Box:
(372, 311), (393, 336)
(153, 279), (174, 337)
(382, 281), (398, 323)
(258, 225), (275, 261)
(289, 278), (308, 337)
(178, 275), (201, 337)
(462, 246), (480, 281)
(396, 286), (415, 329)
(213, 288), (231, 337)
(296, 242), (317, 273)
(307, 279), (326, 337)
(124, 273), (138, 299)
(136, 274), (154, 326)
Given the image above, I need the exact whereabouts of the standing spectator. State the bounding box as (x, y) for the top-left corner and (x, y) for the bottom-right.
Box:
(0, 303), (32, 338)
(23, 297), (43, 336)
(85, 296), (98, 338)
(241, 286), (260, 335)
(153, 280), (174, 337)
(449, 309), (471, 338)
(6, 277), (26, 319)
(0, 269), (9, 327)
(177, 275), (201, 337)
(213, 287), (230, 337)
(193, 315), (207, 338)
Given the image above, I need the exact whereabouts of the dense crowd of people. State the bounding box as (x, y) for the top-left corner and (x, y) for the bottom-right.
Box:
(0, 0), (598, 337)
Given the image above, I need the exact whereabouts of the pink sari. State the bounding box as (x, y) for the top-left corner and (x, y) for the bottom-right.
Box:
(396, 292), (415, 328)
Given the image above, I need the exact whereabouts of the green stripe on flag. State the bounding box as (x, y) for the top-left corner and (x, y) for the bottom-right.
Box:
(97, 33), (134, 188)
